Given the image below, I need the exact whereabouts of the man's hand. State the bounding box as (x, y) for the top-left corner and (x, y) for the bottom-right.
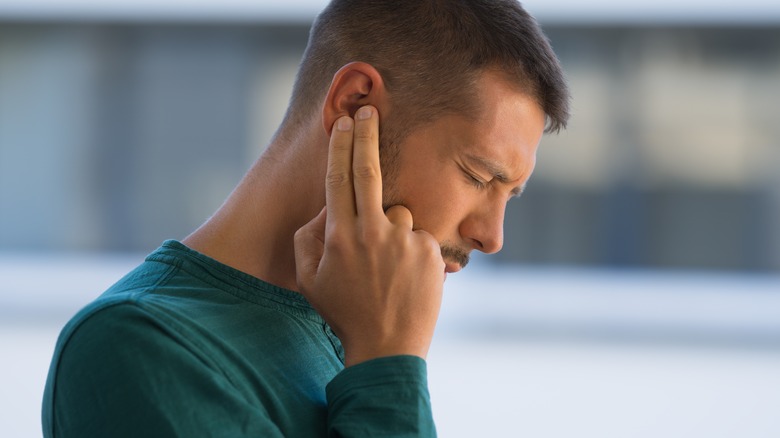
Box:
(294, 105), (445, 367)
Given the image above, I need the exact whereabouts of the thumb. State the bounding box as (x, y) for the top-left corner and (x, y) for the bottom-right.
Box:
(294, 207), (327, 295)
(385, 204), (414, 229)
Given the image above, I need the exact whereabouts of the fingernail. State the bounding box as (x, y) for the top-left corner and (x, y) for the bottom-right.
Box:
(336, 117), (353, 131)
(356, 106), (372, 120)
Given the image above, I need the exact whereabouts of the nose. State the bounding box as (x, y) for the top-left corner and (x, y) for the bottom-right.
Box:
(460, 201), (505, 254)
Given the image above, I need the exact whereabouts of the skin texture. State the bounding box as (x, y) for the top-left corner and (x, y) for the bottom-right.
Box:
(294, 107), (446, 365)
(183, 64), (545, 365)
(386, 73), (545, 272)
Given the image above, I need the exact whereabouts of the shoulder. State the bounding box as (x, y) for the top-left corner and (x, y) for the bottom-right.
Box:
(42, 299), (238, 437)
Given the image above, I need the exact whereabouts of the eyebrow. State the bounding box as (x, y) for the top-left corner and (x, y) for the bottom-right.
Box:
(464, 154), (527, 198)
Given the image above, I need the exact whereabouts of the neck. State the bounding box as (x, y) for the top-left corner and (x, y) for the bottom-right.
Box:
(182, 125), (327, 291)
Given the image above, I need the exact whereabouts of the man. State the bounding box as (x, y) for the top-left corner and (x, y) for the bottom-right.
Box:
(43, 0), (569, 436)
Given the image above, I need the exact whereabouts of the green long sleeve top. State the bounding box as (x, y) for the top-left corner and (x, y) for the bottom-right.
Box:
(42, 240), (436, 437)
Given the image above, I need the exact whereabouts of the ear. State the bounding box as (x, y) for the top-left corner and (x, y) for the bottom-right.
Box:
(321, 62), (387, 136)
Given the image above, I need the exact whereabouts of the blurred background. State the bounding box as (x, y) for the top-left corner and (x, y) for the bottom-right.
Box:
(1, 0), (779, 436)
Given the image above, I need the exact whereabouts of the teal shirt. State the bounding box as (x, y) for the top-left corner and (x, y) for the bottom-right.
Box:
(42, 240), (436, 437)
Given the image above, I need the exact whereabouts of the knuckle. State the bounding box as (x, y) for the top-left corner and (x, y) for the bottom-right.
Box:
(416, 233), (442, 255)
(324, 226), (343, 243)
(331, 141), (352, 153)
(353, 165), (379, 181)
(353, 128), (375, 142)
(325, 228), (351, 252)
(426, 240), (442, 258)
(325, 171), (350, 189)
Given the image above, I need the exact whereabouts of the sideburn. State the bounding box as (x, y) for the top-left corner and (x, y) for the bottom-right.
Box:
(379, 127), (403, 211)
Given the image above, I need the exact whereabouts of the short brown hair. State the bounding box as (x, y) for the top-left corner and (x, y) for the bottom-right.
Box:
(281, 0), (570, 137)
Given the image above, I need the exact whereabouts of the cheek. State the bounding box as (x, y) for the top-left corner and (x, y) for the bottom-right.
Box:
(402, 173), (467, 232)
(392, 144), (464, 230)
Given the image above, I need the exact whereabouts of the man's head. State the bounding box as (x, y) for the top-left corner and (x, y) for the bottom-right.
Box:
(281, 0), (569, 140)
(281, 0), (569, 271)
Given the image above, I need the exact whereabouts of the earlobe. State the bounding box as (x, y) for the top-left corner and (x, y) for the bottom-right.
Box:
(321, 62), (386, 135)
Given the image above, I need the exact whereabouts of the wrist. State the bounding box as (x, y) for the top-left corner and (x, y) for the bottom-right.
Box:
(343, 342), (428, 368)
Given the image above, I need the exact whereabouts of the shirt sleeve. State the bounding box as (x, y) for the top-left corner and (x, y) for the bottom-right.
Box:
(325, 355), (437, 437)
(42, 303), (286, 438)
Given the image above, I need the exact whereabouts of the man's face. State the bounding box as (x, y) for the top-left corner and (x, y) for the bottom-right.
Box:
(381, 71), (546, 273)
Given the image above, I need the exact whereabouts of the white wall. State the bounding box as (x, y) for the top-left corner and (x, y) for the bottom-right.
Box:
(3, 254), (780, 437)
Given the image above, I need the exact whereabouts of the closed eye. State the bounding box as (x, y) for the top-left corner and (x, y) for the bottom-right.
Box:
(465, 172), (488, 190)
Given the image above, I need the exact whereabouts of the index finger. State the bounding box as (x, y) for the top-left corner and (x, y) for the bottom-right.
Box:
(351, 105), (384, 218)
(325, 115), (357, 222)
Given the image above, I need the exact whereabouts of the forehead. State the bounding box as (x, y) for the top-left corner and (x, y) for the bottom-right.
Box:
(437, 72), (546, 177)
